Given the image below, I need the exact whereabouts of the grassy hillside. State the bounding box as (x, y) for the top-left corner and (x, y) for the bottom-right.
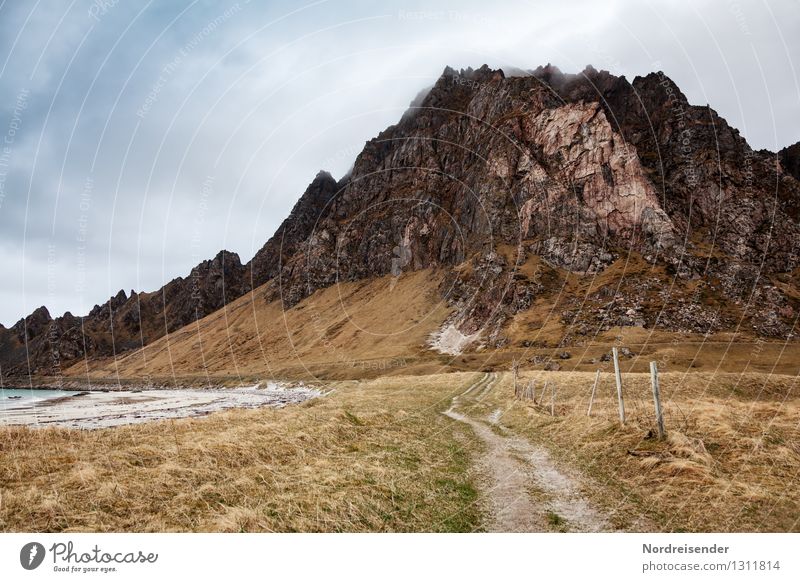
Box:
(66, 269), (453, 384)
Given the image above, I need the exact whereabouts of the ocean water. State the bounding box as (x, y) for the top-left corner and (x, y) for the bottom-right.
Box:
(0, 388), (77, 406)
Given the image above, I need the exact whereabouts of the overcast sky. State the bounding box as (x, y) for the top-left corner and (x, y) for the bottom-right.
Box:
(0, 0), (798, 326)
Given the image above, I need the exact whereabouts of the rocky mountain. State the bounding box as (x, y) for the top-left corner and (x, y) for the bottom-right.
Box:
(3, 64), (799, 379)
(264, 64), (799, 343)
(0, 250), (250, 378)
(248, 170), (340, 292)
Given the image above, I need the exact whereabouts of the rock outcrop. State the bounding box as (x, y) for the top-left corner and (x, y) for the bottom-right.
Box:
(780, 142), (800, 182)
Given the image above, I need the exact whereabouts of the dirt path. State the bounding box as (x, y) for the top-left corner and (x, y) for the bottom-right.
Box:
(444, 373), (613, 532)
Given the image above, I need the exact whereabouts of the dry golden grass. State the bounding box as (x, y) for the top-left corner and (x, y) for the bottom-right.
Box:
(3, 368), (797, 532)
(65, 269), (452, 384)
(0, 373), (484, 532)
(473, 369), (800, 532)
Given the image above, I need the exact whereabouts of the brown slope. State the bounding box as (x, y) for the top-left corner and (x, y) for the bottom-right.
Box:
(68, 268), (450, 383)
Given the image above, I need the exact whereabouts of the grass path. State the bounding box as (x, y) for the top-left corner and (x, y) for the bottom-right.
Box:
(444, 373), (614, 532)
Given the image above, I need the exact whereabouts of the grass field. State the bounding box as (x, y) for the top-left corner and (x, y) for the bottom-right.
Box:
(473, 370), (800, 532)
(0, 374), (482, 532)
(2, 367), (798, 532)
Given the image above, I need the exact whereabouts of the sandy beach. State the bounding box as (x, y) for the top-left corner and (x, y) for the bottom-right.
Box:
(0, 383), (322, 429)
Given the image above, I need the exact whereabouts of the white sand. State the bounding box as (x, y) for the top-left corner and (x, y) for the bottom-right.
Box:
(0, 383), (321, 430)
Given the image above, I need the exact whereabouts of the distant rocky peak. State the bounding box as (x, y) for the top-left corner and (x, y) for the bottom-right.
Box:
(422, 65), (505, 111)
(15, 305), (52, 328)
(531, 63), (567, 86)
(11, 305), (52, 341)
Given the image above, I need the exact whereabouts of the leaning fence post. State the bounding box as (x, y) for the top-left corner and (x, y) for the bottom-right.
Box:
(612, 347), (626, 425)
(587, 369), (600, 417)
(538, 380), (548, 405)
(550, 382), (557, 416)
(650, 361), (665, 439)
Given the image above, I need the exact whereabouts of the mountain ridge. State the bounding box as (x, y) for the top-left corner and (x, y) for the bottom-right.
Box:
(3, 63), (799, 379)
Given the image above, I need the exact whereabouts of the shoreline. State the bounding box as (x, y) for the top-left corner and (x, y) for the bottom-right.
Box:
(0, 383), (323, 430)
(1, 376), (310, 391)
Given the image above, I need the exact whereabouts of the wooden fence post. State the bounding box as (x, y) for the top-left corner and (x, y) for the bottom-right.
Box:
(587, 369), (600, 417)
(529, 379), (535, 402)
(538, 380), (548, 405)
(550, 383), (557, 416)
(512, 360), (519, 398)
(612, 347), (626, 425)
(650, 361), (665, 439)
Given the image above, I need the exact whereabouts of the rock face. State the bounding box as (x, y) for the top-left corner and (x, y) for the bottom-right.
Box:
(273, 66), (680, 308)
(248, 170), (340, 290)
(267, 64), (800, 344)
(2, 64), (799, 378)
(780, 142), (800, 182)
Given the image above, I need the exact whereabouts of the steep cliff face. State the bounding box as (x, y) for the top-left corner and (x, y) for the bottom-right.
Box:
(248, 170), (340, 290)
(268, 65), (799, 344)
(542, 65), (800, 271)
(3, 64), (799, 378)
(275, 66), (680, 309)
